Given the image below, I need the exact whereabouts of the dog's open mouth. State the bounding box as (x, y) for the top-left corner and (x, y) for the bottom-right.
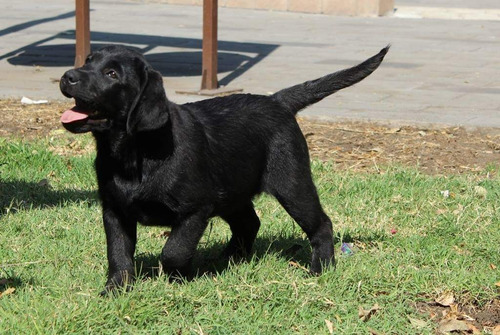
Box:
(60, 99), (107, 125)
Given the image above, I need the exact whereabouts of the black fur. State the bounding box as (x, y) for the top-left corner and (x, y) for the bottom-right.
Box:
(59, 45), (388, 294)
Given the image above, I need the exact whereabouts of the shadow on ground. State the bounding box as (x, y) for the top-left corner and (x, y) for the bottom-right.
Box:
(133, 229), (391, 282)
(134, 235), (314, 281)
(0, 180), (97, 217)
(2, 30), (279, 87)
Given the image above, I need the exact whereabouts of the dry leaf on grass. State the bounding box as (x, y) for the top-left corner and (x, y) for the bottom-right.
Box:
(358, 303), (381, 322)
(0, 287), (15, 298)
(435, 292), (455, 307)
(437, 319), (469, 333)
(445, 304), (461, 319)
(467, 323), (481, 334)
(288, 261), (309, 272)
(325, 319), (334, 334)
(157, 230), (171, 238)
(408, 317), (427, 329)
(368, 327), (384, 335)
(438, 319), (480, 334)
(474, 186), (488, 198)
(435, 300), (481, 334)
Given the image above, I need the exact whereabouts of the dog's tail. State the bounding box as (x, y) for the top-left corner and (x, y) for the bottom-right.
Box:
(271, 45), (390, 115)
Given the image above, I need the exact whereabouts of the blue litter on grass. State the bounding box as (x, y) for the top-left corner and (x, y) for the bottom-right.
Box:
(341, 243), (354, 256)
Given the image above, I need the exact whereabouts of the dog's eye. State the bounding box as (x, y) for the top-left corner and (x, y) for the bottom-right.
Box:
(105, 70), (118, 79)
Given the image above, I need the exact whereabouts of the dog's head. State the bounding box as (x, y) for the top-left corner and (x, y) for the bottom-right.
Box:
(60, 45), (169, 134)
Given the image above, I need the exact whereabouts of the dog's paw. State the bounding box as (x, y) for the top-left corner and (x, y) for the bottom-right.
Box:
(162, 264), (191, 280)
(100, 271), (135, 296)
(310, 253), (335, 275)
(99, 283), (133, 297)
(221, 245), (243, 259)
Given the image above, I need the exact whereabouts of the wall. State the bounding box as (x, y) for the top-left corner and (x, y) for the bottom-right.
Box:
(137, 0), (395, 16)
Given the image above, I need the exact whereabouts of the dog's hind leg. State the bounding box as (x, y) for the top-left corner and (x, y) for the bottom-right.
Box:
(270, 180), (334, 274)
(220, 201), (261, 258)
(265, 135), (335, 274)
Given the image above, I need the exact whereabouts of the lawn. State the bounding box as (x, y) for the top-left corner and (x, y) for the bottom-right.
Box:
(0, 136), (499, 334)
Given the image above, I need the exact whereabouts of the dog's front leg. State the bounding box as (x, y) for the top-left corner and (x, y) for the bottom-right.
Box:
(101, 207), (137, 295)
(161, 210), (210, 278)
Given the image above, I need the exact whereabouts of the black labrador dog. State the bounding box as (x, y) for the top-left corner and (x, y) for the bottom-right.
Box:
(60, 45), (388, 293)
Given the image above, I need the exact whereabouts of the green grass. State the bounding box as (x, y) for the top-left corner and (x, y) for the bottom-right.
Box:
(0, 138), (499, 334)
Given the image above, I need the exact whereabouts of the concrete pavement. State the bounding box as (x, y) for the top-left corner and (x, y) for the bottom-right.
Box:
(0, 0), (499, 129)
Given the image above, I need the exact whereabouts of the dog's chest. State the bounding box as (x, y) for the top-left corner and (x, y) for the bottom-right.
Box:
(108, 174), (177, 226)
(134, 200), (176, 226)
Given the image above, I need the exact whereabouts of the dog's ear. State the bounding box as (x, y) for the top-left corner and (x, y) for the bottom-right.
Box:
(126, 63), (169, 135)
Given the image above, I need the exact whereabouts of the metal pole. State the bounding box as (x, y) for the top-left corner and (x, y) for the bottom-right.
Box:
(75, 0), (90, 68)
(201, 0), (218, 90)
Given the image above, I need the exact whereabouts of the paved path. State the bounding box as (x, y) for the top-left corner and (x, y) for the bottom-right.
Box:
(0, 0), (499, 129)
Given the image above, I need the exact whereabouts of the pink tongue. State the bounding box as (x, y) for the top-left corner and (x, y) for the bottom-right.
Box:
(61, 107), (91, 124)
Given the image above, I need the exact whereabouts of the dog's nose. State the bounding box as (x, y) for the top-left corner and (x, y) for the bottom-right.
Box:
(62, 70), (80, 86)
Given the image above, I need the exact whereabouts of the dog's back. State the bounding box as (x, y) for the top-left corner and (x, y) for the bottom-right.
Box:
(178, 94), (302, 204)
(176, 44), (389, 211)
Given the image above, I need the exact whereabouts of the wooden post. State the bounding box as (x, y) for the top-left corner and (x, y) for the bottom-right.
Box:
(201, 0), (218, 90)
(75, 0), (91, 68)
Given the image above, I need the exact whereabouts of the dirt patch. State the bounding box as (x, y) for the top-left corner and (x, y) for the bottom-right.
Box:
(299, 117), (500, 175)
(415, 299), (500, 334)
(0, 99), (66, 140)
(2, 99), (498, 175)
